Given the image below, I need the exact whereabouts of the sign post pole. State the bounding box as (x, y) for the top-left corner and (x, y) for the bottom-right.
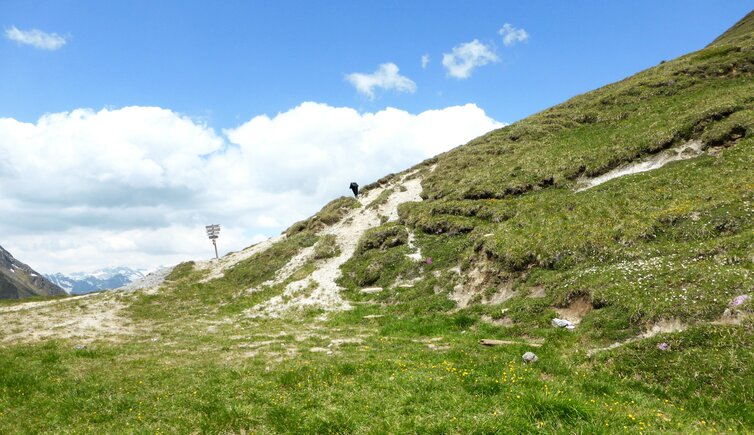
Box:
(205, 224), (221, 260)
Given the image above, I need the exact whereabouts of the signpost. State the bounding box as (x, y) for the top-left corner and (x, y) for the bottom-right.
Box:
(205, 224), (221, 259)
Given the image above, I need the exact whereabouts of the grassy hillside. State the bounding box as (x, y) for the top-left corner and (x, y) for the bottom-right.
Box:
(1, 11), (753, 434)
(710, 10), (754, 47)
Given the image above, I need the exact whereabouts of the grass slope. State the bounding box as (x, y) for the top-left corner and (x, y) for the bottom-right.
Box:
(2, 11), (753, 434)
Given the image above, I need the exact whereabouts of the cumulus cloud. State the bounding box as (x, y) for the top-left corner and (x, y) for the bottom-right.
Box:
(421, 54), (430, 69)
(346, 63), (416, 99)
(5, 26), (67, 50)
(498, 23), (529, 46)
(0, 103), (502, 273)
(442, 39), (499, 79)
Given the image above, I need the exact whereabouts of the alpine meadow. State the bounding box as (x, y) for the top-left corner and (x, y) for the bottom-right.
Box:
(2, 8), (754, 435)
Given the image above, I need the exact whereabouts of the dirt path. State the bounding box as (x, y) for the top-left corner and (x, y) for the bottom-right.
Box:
(250, 172), (424, 317)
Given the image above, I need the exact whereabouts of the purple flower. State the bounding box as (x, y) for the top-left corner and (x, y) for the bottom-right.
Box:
(657, 342), (669, 351)
(730, 295), (750, 307)
(425, 257), (433, 265)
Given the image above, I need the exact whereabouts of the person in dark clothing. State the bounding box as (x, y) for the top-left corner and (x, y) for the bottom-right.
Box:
(349, 182), (359, 197)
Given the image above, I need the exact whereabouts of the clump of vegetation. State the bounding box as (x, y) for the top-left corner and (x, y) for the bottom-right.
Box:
(340, 245), (416, 287)
(285, 196), (357, 236)
(313, 234), (340, 260)
(360, 173), (397, 195)
(224, 231), (318, 288)
(700, 108), (754, 145)
(365, 188), (393, 210)
(356, 223), (408, 254)
(164, 261), (195, 282)
(399, 202), (479, 235)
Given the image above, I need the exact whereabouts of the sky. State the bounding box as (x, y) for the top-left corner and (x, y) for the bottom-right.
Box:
(1, 1), (752, 274)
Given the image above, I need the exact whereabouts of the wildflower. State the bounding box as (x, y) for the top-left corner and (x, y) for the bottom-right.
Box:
(657, 342), (670, 351)
(426, 257), (433, 265)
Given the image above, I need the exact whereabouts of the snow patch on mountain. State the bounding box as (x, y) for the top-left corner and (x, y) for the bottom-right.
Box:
(45, 267), (147, 295)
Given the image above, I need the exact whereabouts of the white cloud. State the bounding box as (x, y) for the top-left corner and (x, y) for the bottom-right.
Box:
(0, 103), (502, 273)
(5, 26), (67, 50)
(442, 39), (499, 79)
(346, 63), (416, 99)
(421, 54), (430, 69)
(498, 23), (529, 46)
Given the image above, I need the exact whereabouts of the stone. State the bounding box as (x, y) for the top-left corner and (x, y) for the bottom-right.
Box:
(522, 352), (538, 363)
(552, 318), (575, 329)
(360, 287), (383, 294)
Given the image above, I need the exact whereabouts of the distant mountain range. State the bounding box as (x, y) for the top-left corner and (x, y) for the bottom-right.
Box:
(45, 267), (146, 295)
(0, 244), (66, 299)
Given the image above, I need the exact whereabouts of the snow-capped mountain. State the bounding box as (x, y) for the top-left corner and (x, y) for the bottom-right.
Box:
(45, 267), (146, 295)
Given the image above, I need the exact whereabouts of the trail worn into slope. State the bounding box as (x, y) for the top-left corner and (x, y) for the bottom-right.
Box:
(405, 231), (423, 261)
(249, 172), (424, 317)
(0, 292), (136, 344)
(576, 140), (704, 191)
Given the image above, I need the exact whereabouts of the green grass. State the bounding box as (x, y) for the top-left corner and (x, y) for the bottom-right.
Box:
(313, 234), (340, 260)
(0, 293), (69, 306)
(365, 188), (393, 210)
(285, 196), (357, 236)
(710, 10), (754, 47)
(1, 314), (750, 433)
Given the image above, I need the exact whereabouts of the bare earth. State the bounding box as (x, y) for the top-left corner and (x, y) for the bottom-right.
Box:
(0, 291), (136, 344)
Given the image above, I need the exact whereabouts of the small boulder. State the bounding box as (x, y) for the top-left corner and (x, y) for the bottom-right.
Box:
(551, 318), (575, 329)
(74, 344), (87, 350)
(522, 352), (538, 363)
(360, 287), (383, 294)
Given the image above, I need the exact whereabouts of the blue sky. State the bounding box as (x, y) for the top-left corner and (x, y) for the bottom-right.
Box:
(3, 1), (751, 127)
(0, 1), (752, 274)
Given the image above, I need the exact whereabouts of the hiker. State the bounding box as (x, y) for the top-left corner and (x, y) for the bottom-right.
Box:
(349, 182), (359, 197)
